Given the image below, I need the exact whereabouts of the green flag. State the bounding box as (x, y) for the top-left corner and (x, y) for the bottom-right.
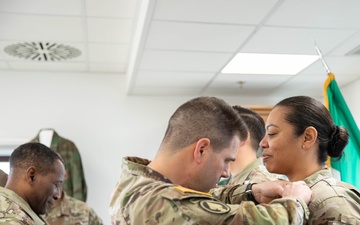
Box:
(324, 73), (360, 189)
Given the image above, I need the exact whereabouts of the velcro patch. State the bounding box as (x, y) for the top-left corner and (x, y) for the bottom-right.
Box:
(199, 200), (231, 214)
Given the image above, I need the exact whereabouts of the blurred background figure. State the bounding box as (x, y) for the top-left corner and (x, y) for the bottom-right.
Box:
(0, 169), (7, 187)
(44, 155), (103, 225)
(218, 105), (286, 186)
(45, 190), (103, 225)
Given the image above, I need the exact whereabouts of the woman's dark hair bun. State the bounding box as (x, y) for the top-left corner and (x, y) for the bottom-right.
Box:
(327, 126), (349, 159)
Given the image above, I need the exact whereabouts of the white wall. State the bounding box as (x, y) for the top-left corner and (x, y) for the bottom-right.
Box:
(0, 70), (282, 225)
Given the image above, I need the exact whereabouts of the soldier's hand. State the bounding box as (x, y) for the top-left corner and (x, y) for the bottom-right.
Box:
(252, 180), (288, 204)
(282, 181), (312, 205)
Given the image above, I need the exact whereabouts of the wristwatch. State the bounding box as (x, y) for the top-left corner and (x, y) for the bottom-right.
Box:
(245, 183), (259, 204)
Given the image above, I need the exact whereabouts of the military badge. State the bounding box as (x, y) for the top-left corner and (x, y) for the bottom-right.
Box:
(199, 200), (231, 214)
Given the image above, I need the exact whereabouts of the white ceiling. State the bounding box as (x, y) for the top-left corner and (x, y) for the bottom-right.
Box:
(1, 0), (360, 99)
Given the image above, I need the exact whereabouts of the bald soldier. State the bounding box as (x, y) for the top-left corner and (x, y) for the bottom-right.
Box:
(110, 96), (312, 224)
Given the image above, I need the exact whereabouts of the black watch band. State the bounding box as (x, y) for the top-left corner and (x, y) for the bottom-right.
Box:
(245, 183), (259, 204)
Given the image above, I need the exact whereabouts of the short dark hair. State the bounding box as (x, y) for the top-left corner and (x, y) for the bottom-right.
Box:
(10, 142), (64, 175)
(232, 105), (265, 152)
(162, 96), (247, 152)
(275, 96), (349, 163)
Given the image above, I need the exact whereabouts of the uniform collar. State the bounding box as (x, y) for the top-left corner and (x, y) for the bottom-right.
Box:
(0, 187), (49, 225)
(123, 156), (173, 184)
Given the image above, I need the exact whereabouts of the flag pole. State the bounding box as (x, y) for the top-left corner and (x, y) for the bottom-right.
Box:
(312, 38), (332, 76)
(313, 38), (334, 169)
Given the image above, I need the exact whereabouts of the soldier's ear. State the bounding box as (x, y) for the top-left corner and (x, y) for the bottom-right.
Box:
(193, 138), (210, 164)
(303, 126), (317, 149)
(26, 166), (37, 183)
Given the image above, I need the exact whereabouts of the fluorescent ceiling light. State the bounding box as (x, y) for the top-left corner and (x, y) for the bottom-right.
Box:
(222, 53), (319, 75)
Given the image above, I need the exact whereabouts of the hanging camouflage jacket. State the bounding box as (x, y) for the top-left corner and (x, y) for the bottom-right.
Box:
(32, 129), (87, 202)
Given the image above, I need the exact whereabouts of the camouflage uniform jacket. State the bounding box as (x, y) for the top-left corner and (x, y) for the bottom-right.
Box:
(229, 158), (288, 184)
(109, 156), (310, 225)
(218, 158), (287, 186)
(45, 192), (103, 225)
(32, 129), (87, 201)
(304, 169), (360, 225)
(0, 169), (7, 187)
(0, 187), (49, 225)
(228, 158), (263, 185)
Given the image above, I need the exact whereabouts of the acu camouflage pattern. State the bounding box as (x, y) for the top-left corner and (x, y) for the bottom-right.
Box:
(218, 158), (288, 186)
(109, 156), (310, 225)
(32, 129), (87, 201)
(0, 187), (49, 225)
(303, 169), (360, 225)
(0, 169), (7, 187)
(45, 192), (103, 225)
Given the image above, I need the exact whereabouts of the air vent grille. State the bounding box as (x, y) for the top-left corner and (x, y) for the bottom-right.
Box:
(4, 42), (81, 61)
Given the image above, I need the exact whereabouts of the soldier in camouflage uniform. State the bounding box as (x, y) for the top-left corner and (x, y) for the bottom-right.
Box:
(110, 96), (313, 224)
(45, 191), (103, 225)
(32, 129), (87, 202)
(0, 169), (7, 187)
(218, 106), (287, 186)
(260, 96), (360, 224)
(0, 143), (66, 225)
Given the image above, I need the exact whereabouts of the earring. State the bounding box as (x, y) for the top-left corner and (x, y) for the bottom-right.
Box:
(302, 145), (306, 149)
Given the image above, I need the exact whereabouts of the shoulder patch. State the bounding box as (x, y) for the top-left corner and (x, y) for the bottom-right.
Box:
(174, 186), (212, 197)
(199, 200), (231, 214)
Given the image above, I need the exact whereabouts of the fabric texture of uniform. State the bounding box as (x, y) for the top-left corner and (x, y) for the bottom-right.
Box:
(229, 158), (287, 185)
(228, 158), (264, 185)
(218, 158), (287, 186)
(109, 156), (309, 225)
(0, 186), (49, 225)
(45, 192), (103, 225)
(304, 169), (360, 225)
(0, 169), (7, 187)
(31, 129), (87, 201)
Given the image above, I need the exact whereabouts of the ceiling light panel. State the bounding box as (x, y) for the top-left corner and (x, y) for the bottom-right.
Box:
(222, 53), (318, 75)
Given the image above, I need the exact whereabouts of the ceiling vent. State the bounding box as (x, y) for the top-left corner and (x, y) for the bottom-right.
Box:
(4, 42), (81, 61)
(346, 44), (360, 56)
